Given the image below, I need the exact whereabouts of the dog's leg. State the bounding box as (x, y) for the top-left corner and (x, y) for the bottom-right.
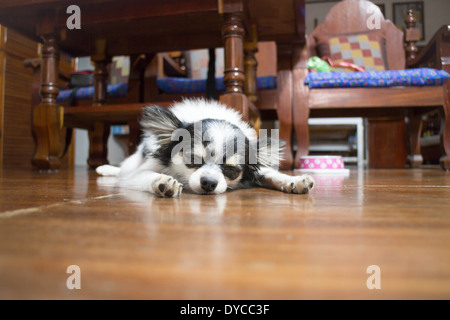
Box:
(117, 158), (182, 198)
(96, 147), (144, 177)
(256, 167), (315, 194)
(118, 147), (146, 177)
(96, 165), (121, 176)
(119, 170), (183, 198)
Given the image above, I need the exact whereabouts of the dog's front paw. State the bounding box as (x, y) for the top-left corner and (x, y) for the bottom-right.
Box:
(281, 175), (315, 194)
(152, 175), (183, 198)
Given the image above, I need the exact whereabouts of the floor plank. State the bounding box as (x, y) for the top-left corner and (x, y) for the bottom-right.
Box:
(0, 167), (450, 299)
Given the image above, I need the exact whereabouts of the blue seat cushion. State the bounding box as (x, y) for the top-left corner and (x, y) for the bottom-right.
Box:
(57, 76), (278, 101)
(157, 76), (277, 94)
(305, 68), (450, 89)
(57, 83), (129, 102)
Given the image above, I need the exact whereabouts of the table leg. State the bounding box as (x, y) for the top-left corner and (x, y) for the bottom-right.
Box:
(220, 12), (249, 120)
(87, 56), (110, 169)
(244, 26), (261, 133)
(244, 26), (258, 105)
(32, 34), (62, 170)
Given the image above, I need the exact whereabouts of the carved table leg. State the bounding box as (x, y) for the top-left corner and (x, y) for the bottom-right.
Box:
(276, 43), (294, 170)
(407, 110), (424, 168)
(292, 44), (310, 169)
(244, 25), (258, 105)
(88, 54), (111, 169)
(220, 12), (249, 120)
(244, 25), (261, 133)
(32, 34), (62, 170)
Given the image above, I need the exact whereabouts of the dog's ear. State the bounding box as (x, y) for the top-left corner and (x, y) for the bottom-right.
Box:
(140, 106), (182, 144)
(257, 138), (286, 168)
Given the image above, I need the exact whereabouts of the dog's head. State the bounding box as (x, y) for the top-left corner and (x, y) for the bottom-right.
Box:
(140, 105), (284, 195)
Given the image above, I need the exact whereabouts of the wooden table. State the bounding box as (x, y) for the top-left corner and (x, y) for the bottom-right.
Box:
(0, 0), (305, 170)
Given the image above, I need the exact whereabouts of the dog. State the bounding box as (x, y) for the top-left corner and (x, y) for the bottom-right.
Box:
(96, 99), (314, 198)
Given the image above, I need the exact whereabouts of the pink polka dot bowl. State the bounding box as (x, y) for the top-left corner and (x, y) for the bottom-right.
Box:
(296, 156), (349, 175)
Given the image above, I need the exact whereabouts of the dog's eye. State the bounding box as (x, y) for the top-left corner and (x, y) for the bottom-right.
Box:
(183, 152), (203, 169)
(186, 163), (202, 169)
(185, 158), (203, 169)
(222, 165), (241, 180)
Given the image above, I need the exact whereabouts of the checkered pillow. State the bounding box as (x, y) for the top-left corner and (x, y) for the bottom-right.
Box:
(315, 32), (388, 71)
(108, 56), (130, 85)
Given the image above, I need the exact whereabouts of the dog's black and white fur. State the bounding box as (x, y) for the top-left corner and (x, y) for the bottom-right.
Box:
(96, 99), (314, 198)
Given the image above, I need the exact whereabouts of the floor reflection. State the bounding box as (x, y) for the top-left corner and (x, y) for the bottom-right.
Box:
(96, 174), (315, 221)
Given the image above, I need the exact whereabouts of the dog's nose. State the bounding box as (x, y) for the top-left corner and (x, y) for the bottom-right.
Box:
(200, 177), (218, 193)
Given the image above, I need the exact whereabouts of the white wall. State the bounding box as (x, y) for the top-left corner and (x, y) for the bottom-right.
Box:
(306, 0), (450, 46)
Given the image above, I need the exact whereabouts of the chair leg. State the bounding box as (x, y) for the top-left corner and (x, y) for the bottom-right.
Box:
(441, 84), (450, 170)
(407, 111), (424, 168)
(292, 44), (310, 169)
(128, 120), (141, 155)
(88, 41), (110, 169)
(32, 34), (62, 170)
(276, 44), (294, 170)
(87, 122), (110, 168)
(220, 12), (249, 120)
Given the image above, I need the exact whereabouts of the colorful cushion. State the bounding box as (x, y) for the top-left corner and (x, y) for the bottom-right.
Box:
(315, 31), (388, 71)
(109, 56), (130, 85)
(157, 76), (277, 94)
(56, 76), (278, 101)
(56, 83), (129, 102)
(304, 68), (450, 89)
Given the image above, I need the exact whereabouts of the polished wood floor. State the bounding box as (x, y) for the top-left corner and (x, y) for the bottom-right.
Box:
(0, 167), (449, 299)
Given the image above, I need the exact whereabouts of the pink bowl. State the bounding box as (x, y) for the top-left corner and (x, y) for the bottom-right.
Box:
(299, 156), (345, 170)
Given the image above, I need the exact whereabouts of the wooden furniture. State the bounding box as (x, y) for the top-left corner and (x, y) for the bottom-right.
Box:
(26, 46), (287, 166)
(367, 118), (408, 168)
(0, 0), (306, 170)
(0, 26), (38, 168)
(294, 0), (450, 170)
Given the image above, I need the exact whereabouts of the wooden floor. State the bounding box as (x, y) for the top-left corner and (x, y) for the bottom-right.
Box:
(1, 167), (450, 300)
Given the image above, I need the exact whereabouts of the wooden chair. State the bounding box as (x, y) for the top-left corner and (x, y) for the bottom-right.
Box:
(293, 0), (450, 170)
(25, 53), (152, 167)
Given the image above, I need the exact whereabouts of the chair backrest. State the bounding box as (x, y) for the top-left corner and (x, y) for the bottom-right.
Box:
(307, 0), (405, 70)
